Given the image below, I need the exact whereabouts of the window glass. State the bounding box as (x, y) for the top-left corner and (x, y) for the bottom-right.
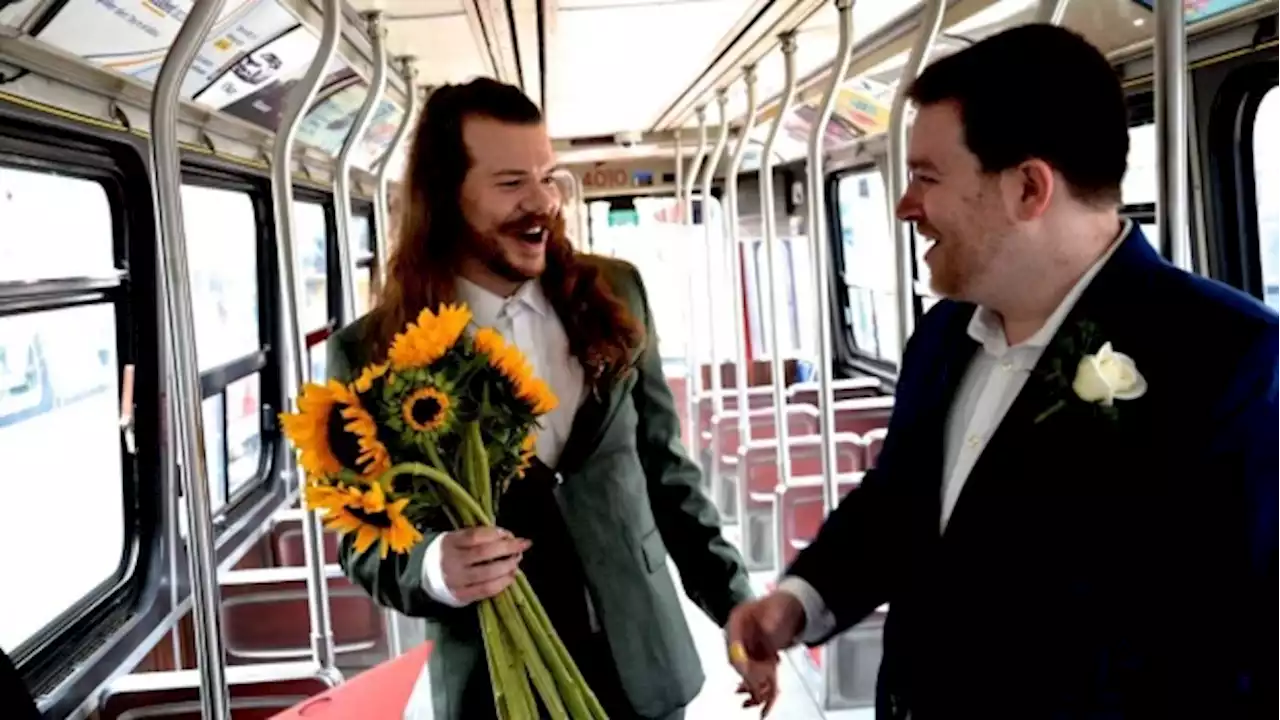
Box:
(1122, 122), (1158, 207)
(836, 169), (900, 364)
(1, 303), (123, 652)
(295, 201), (329, 333)
(226, 373), (262, 497)
(1254, 87), (1278, 311)
(355, 266), (372, 318)
(0, 166), (115, 282)
(352, 213), (373, 261)
(202, 393), (226, 512)
(181, 185), (259, 371)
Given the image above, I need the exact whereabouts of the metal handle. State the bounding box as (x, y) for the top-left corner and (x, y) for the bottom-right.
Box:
(372, 58), (420, 293)
(760, 32), (798, 493)
(887, 0), (945, 360)
(684, 106), (709, 467)
(149, 1), (232, 717)
(725, 66), (759, 503)
(335, 11), (389, 325)
(270, 0), (343, 678)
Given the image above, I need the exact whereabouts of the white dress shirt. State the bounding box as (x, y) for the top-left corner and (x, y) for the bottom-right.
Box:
(421, 276), (585, 606)
(778, 220), (1132, 644)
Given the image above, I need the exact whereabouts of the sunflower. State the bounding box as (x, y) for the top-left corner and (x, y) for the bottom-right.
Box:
(323, 482), (423, 559)
(340, 396), (391, 478)
(402, 386), (452, 433)
(388, 303), (472, 371)
(472, 328), (559, 414)
(304, 479), (359, 516)
(352, 362), (389, 394)
(516, 432), (537, 478)
(279, 381), (350, 479)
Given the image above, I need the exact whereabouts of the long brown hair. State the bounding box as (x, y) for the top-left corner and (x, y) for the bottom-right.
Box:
(370, 78), (642, 388)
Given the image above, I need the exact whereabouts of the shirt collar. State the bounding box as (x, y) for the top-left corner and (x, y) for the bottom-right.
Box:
(967, 217), (1132, 356)
(454, 276), (551, 326)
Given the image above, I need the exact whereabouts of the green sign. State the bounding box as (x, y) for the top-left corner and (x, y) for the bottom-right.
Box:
(608, 209), (639, 227)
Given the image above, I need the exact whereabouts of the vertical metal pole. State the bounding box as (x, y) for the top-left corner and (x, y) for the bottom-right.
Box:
(726, 66), (759, 507)
(335, 11), (388, 324)
(761, 33), (798, 495)
(1155, 0), (1189, 270)
(807, 0), (855, 518)
(685, 107), (708, 470)
(149, 1), (230, 717)
(1035, 0), (1069, 24)
(372, 59), (419, 292)
(272, 0), (343, 679)
(702, 89), (731, 501)
(888, 0), (945, 359)
(570, 171), (590, 251)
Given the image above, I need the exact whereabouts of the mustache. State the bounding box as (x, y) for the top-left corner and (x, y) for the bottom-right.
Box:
(499, 213), (554, 235)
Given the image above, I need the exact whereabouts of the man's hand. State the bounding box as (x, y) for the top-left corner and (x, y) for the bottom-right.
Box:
(725, 592), (807, 717)
(440, 527), (531, 603)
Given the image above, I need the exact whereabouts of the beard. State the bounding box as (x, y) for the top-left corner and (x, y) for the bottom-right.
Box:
(467, 212), (553, 283)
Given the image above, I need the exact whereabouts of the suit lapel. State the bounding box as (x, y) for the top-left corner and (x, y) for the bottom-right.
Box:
(554, 381), (613, 477)
(942, 225), (1163, 531)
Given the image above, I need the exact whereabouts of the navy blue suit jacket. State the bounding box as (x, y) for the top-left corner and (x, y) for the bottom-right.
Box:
(788, 226), (1278, 718)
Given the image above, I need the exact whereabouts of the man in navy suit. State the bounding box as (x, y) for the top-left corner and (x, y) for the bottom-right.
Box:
(726, 23), (1277, 719)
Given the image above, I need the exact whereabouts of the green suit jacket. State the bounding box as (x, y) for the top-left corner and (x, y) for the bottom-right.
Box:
(326, 256), (753, 719)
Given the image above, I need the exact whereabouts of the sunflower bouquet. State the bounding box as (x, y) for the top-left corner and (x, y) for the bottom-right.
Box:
(279, 303), (608, 720)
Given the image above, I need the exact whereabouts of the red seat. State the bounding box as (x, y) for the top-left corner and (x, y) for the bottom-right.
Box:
(788, 377), (883, 407)
(705, 405), (820, 521)
(833, 396), (894, 436)
(737, 434), (867, 571)
(777, 474), (862, 568)
(220, 566), (386, 668)
(97, 662), (335, 719)
(866, 427), (888, 468)
(270, 510), (341, 566)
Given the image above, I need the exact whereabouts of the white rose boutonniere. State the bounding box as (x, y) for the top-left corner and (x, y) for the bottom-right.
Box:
(1071, 342), (1147, 406)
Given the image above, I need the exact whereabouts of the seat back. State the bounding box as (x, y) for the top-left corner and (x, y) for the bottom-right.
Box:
(97, 662), (333, 720)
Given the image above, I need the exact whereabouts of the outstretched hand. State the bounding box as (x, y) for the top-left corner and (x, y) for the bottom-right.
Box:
(726, 592), (807, 717)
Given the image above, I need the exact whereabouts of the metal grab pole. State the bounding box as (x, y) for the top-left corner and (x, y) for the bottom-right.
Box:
(888, 0), (945, 359)
(761, 33), (798, 491)
(372, 59), (419, 292)
(684, 107), (708, 469)
(272, 0), (342, 679)
(807, 0), (855, 516)
(701, 89), (731, 500)
(1035, 0), (1069, 24)
(1155, 0), (1189, 270)
(726, 66), (759, 498)
(335, 11), (388, 324)
(149, 1), (230, 717)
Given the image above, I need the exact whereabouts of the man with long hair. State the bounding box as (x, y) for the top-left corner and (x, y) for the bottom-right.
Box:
(327, 78), (775, 719)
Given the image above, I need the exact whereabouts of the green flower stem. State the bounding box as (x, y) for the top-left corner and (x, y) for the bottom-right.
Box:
(513, 573), (607, 719)
(498, 608), (535, 718)
(493, 590), (569, 719)
(465, 423), (493, 519)
(382, 463), (493, 527)
(479, 599), (513, 720)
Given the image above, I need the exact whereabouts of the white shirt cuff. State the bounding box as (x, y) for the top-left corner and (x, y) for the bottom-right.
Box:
(776, 576), (837, 645)
(421, 532), (466, 607)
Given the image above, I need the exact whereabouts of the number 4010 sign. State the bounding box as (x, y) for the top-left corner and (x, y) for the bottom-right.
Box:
(582, 168), (629, 189)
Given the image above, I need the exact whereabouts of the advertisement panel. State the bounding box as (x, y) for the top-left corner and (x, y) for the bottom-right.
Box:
(36, 0), (300, 98)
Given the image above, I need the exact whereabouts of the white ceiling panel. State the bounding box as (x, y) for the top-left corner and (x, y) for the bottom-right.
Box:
(349, 0), (491, 87)
(545, 0), (756, 139)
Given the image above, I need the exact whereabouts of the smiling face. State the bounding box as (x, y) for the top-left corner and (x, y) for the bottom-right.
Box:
(458, 115), (562, 285)
(895, 101), (1020, 302)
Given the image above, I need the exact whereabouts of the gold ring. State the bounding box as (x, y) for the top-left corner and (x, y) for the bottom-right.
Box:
(729, 641), (748, 665)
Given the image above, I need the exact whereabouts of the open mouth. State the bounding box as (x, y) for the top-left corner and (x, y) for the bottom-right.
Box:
(516, 226), (546, 245)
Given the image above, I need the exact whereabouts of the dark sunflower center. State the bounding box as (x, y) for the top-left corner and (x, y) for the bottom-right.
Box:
(326, 405), (367, 470)
(347, 506), (393, 529)
(411, 396), (442, 427)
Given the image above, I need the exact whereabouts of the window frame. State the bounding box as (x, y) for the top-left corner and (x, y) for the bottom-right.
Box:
(1198, 43), (1278, 300)
(827, 160), (903, 383)
(179, 166), (279, 515)
(0, 119), (161, 696)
